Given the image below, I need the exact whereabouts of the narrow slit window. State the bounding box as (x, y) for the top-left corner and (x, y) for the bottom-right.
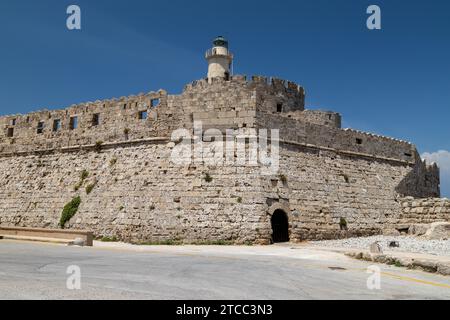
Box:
(37, 121), (44, 134)
(53, 119), (61, 132)
(138, 110), (148, 120)
(10, 119), (16, 126)
(70, 116), (78, 130)
(6, 127), (14, 137)
(277, 103), (283, 113)
(92, 113), (100, 126)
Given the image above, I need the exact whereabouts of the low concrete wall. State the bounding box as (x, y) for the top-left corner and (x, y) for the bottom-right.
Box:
(0, 226), (93, 246)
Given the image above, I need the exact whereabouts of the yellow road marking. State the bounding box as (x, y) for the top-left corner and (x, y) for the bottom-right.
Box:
(380, 271), (450, 289)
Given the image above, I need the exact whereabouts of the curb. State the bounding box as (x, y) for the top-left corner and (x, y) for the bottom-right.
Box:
(346, 251), (450, 276)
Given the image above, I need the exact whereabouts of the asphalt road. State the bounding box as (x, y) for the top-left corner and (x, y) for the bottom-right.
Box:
(0, 240), (449, 300)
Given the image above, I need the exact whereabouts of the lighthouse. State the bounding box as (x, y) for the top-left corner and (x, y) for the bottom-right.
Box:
(205, 36), (233, 82)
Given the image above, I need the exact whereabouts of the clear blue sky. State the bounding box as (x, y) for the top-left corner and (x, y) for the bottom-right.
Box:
(0, 0), (449, 196)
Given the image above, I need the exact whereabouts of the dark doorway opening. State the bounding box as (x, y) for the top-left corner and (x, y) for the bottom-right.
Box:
(271, 210), (289, 243)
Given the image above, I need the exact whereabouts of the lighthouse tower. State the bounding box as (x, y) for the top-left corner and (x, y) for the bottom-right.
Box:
(205, 36), (233, 82)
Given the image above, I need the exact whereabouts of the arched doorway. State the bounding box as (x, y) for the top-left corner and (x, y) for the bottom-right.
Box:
(271, 209), (289, 243)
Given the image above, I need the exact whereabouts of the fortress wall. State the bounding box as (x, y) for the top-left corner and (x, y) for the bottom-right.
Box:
(398, 197), (450, 227)
(0, 75), (443, 243)
(178, 77), (257, 131)
(264, 145), (412, 240)
(0, 76), (306, 156)
(256, 113), (419, 164)
(0, 90), (186, 154)
(294, 110), (342, 128)
(0, 141), (268, 244)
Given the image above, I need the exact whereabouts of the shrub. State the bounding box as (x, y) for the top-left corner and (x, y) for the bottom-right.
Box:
(339, 217), (348, 231)
(237, 197), (242, 203)
(204, 173), (213, 183)
(100, 236), (118, 242)
(81, 170), (89, 181)
(110, 158), (117, 166)
(85, 182), (96, 195)
(74, 170), (89, 191)
(59, 196), (81, 228)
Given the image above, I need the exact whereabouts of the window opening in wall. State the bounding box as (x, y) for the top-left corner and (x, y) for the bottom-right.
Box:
(92, 113), (100, 126)
(138, 110), (148, 120)
(356, 138), (363, 145)
(70, 116), (78, 130)
(37, 121), (44, 134)
(7, 128), (14, 137)
(151, 99), (160, 108)
(53, 119), (61, 132)
(277, 103), (283, 113)
(404, 152), (412, 157)
(10, 119), (16, 126)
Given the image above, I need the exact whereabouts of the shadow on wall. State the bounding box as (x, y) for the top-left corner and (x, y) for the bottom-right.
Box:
(395, 158), (440, 198)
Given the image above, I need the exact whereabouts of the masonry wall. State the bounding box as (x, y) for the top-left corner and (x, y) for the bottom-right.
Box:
(398, 197), (450, 227)
(0, 90), (184, 154)
(256, 144), (414, 241)
(0, 141), (270, 244)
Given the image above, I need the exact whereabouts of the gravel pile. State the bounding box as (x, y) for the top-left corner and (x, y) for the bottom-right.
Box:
(310, 236), (450, 257)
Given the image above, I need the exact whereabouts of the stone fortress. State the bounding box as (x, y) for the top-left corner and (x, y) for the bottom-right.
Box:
(0, 37), (448, 244)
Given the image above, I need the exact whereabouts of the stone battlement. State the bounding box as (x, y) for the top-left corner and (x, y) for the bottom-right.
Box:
(183, 75), (305, 97)
(0, 76), (428, 169)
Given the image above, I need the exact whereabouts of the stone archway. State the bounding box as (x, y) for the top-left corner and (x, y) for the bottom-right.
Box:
(271, 209), (289, 243)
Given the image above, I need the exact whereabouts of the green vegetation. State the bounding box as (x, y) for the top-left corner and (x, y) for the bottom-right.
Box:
(137, 240), (183, 246)
(59, 196), (81, 228)
(100, 236), (119, 242)
(110, 157), (117, 166)
(237, 197), (242, 203)
(204, 173), (213, 183)
(74, 170), (89, 191)
(85, 182), (96, 195)
(339, 217), (348, 231)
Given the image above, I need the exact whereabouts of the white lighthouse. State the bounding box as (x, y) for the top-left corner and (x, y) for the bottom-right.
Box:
(205, 36), (233, 82)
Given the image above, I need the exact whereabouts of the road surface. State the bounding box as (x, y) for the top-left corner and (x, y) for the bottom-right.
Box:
(0, 240), (449, 299)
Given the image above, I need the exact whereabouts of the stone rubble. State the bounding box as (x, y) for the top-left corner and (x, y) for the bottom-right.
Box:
(311, 235), (450, 257)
